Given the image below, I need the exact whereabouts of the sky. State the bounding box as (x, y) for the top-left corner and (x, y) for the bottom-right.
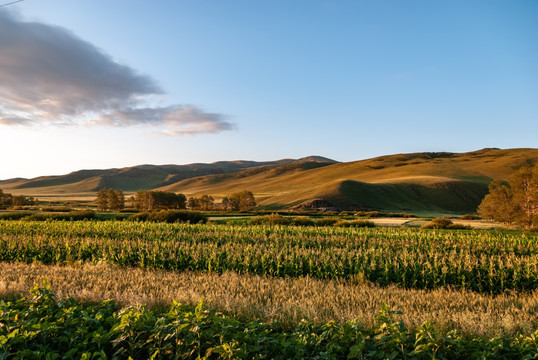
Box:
(0, 0), (537, 180)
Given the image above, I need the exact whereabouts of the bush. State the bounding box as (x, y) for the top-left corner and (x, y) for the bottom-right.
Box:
(0, 212), (33, 220)
(21, 213), (51, 221)
(22, 210), (96, 221)
(128, 212), (150, 222)
(335, 219), (376, 228)
(290, 216), (314, 226)
(40, 206), (72, 213)
(128, 210), (207, 224)
(249, 214), (292, 226)
(422, 218), (471, 230)
(65, 210), (96, 221)
(312, 217), (340, 226)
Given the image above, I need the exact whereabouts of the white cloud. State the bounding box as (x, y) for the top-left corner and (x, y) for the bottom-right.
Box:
(0, 10), (233, 135)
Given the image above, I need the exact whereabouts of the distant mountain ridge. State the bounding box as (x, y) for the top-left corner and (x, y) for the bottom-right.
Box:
(1, 148), (537, 213)
(0, 156), (337, 193)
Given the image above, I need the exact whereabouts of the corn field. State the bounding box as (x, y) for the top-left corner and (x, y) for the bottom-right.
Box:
(1, 220), (536, 295)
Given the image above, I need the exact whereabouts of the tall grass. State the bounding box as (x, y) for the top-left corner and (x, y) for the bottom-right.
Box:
(1, 261), (536, 336)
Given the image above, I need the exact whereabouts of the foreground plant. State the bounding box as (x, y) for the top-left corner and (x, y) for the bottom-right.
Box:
(1, 287), (537, 359)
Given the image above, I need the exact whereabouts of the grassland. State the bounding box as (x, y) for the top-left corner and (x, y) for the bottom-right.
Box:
(0, 219), (537, 358)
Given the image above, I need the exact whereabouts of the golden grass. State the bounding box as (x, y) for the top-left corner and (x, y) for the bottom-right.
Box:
(1, 261), (536, 336)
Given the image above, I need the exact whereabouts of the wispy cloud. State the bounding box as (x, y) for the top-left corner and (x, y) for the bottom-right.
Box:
(90, 105), (234, 135)
(0, 11), (233, 135)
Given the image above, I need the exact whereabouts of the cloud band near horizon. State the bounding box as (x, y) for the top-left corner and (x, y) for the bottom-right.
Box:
(0, 10), (233, 135)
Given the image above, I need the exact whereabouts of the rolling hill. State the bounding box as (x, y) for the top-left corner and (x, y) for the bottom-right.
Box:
(1, 148), (537, 213)
(157, 148), (538, 213)
(0, 156), (337, 196)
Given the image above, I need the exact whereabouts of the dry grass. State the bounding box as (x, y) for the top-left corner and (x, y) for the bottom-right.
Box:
(1, 261), (536, 336)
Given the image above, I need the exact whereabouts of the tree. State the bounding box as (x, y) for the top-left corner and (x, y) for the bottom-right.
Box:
(128, 196), (136, 208)
(134, 191), (186, 210)
(238, 191), (256, 211)
(509, 167), (538, 229)
(221, 196), (229, 211)
(0, 189), (13, 208)
(96, 188), (125, 211)
(116, 190), (125, 211)
(187, 197), (198, 210)
(96, 188), (108, 211)
(478, 165), (538, 230)
(0, 190), (37, 208)
(198, 195), (215, 210)
(477, 180), (516, 224)
(226, 191), (256, 212)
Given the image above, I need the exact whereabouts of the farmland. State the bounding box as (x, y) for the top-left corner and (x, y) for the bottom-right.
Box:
(0, 220), (537, 358)
(1, 221), (536, 294)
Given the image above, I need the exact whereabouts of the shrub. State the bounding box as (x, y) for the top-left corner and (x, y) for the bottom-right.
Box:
(128, 212), (150, 222)
(128, 210), (207, 224)
(22, 210), (96, 221)
(0, 212), (33, 220)
(249, 214), (292, 226)
(65, 210), (96, 221)
(40, 206), (72, 213)
(21, 213), (51, 221)
(312, 217), (340, 226)
(335, 219), (376, 228)
(290, 216), (314, 226)
(422, 218), (470, 230)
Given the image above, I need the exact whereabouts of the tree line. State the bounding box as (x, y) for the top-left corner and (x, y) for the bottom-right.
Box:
(95, 189), (256, 212)
(478, 165), (538, 230)
(96, 189), (125, 211)
(188, 191), (256, 211)
(0, 189), (38, 209)
(132, 191), (187, 211)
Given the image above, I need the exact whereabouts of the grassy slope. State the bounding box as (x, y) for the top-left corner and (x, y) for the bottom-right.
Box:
(0, 159), (322, 195)
(158, 148), (538, 212)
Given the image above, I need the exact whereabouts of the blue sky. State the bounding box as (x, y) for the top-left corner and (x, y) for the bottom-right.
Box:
(0, 0), (537, 179)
